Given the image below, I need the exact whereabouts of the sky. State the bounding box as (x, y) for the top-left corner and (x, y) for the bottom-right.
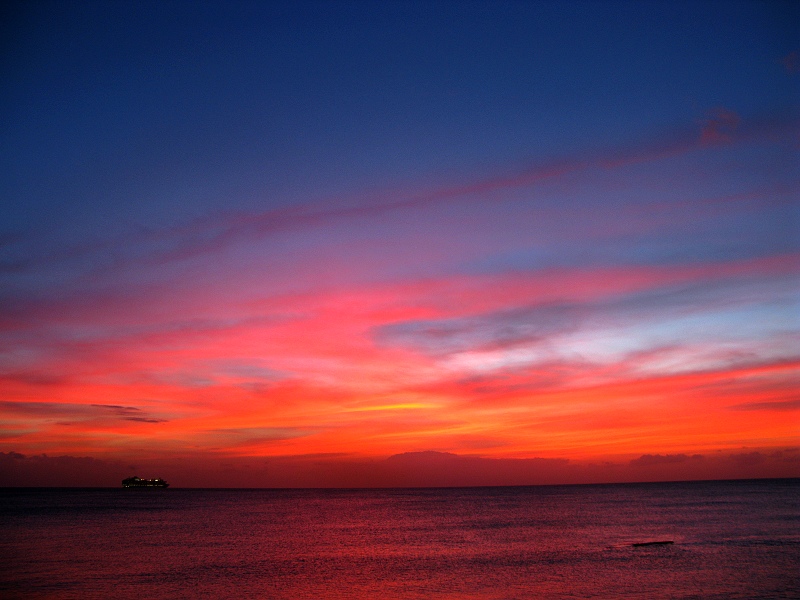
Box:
(1, 0), (798, 487)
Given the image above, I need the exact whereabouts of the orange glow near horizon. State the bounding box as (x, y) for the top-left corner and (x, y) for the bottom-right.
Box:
(2, 102), (799, 486)
(2, 254), (798, 478)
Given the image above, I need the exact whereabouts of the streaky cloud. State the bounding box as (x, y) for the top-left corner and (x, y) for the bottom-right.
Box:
(374, 302), (580, 356)
(0, 401), (168, 423)
(120, 109), (800, 269)
(2, 109), (795, 277)
(728, 398), (800, 411)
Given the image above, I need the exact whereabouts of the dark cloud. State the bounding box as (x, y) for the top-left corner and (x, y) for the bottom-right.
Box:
(375, 254), (797, 362)
(0, 372), (67, 386)
(375, 302), (579, 356)
(729, 398), (800, 411)
(599, 268), (789, 324)
(630, 454), (704, 467)
(0, 401), (168, 423)
(0, 451), (127, 486)
(202, 427), (313, 446)
(0, 401), (78, 416)
(1, 448), (797, 487)
(381, 451), (576, 487)
(727, 452), (766, 467)
(90, 404), (167, 422)
(449, 436), (512, 450)
(6, 307), (283, 354)
(91, 404), (144, 416)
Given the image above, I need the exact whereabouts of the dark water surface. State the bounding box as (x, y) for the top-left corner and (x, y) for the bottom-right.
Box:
(2, 479), (798, 599)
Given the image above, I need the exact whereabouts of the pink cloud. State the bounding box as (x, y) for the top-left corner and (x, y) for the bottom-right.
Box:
(699, 107), (742, 146)
(783, 50), (800, 74)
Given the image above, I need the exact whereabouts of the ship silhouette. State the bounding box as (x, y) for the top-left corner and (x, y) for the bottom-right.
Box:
(122, 476), (169, 488)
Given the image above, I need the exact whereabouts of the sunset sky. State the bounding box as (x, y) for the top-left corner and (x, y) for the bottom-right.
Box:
(1, 1), (798, 487)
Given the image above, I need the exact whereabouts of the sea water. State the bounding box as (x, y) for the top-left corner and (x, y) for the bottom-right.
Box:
(1, 479), (798, 599)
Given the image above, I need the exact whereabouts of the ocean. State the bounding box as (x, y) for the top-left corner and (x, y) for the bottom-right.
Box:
(1, 479), (798, 599)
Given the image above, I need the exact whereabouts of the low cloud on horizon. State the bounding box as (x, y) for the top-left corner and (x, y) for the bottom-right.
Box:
(2, 448), (797, 489)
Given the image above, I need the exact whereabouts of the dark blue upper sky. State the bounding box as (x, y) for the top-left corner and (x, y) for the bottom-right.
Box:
(2, 1), (796, 240)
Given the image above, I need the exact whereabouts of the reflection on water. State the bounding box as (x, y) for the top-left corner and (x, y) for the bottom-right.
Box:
(1, 480), (798, 599)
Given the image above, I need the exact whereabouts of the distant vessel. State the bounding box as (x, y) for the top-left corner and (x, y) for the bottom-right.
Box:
(122, 476), (169, 488)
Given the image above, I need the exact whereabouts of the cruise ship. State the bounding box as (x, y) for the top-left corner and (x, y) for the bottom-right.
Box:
(122, 476), (169, 488)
